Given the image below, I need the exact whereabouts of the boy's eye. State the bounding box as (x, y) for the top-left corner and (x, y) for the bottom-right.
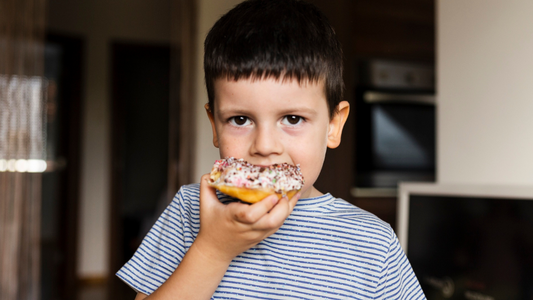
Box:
(282, 115), (304, 125)
(229, 116), (251, 126)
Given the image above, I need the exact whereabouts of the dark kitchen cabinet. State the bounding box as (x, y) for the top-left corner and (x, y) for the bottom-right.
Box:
(310, 0), (435, 230)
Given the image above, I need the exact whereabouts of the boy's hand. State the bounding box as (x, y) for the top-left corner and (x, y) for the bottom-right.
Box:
(194, 174), (300, 264)
(140, 176), (300, 300)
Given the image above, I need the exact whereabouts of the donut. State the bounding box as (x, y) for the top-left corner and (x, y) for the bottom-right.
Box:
(208, 157), (304, 203)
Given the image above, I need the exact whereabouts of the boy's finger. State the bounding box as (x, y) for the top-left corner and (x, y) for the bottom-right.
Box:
(253, 193), (300, 230)
(287, 192), (301, 211)
(232, 194), (279, 224)
(199, 174), (219, 211)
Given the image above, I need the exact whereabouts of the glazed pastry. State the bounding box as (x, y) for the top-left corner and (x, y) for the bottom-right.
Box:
(209, 157), (304, 203)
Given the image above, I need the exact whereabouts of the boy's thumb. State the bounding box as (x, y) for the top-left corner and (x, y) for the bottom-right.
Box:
(199, 173), (218, 210)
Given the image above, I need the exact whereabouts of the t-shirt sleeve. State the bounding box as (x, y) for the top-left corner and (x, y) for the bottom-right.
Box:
(375, 231), (426, 299)
(116, 186), (198, 295)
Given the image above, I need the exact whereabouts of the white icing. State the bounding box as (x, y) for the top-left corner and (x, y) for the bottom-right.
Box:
(210, 157), (304, 193)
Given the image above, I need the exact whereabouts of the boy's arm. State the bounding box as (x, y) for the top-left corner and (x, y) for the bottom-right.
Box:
(139, 174), (300, 300)
(375, 231), (425, 299)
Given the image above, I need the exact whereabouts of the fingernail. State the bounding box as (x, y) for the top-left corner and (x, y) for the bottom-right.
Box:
(271, 196), (280, 205)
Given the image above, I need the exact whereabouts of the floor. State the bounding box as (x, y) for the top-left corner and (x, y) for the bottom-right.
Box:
(78, 284), (106, 300)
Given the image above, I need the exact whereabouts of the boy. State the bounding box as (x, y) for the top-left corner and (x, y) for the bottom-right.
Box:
(117, 0), (425, 299)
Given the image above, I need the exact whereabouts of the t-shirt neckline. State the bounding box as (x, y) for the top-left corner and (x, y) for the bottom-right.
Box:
(293, 192), (334, 210)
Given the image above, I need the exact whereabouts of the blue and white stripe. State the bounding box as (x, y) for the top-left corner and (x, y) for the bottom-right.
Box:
(117, 184), (425, 299)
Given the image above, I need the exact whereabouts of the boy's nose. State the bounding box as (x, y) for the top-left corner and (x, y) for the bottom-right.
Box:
(250, 125), (283, 157)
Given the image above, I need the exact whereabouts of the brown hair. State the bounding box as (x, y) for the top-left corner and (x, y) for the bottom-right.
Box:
(204, 0), (344, 118)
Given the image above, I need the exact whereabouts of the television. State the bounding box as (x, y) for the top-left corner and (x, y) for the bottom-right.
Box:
(397, 183), (533, 300)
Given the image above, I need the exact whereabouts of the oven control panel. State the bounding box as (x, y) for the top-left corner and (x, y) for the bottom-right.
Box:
(362, 60), (435, 90)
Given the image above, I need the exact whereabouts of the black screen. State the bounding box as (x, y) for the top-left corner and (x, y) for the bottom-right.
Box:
(355, 94), (436, 188)
(408, 195), (533, 299)
(372, 104), (435, 170)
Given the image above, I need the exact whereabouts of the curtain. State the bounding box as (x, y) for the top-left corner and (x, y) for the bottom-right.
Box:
(0, 0), (47, 299)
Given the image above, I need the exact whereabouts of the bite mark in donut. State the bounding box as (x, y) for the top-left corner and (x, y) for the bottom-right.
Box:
(208, 157), (304, 203)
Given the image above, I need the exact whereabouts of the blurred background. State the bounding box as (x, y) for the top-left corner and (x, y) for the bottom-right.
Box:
(2, 0), (533, 299)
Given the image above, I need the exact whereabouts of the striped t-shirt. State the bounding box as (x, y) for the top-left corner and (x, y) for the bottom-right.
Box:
(117, 184), (425, 299)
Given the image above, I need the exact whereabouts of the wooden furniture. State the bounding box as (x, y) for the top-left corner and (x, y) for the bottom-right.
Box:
(311, 0), (436, 229)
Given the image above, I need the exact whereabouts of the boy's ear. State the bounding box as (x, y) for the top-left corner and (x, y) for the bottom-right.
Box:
(327, 101), (350, 149)
(205, 103), (219, 148)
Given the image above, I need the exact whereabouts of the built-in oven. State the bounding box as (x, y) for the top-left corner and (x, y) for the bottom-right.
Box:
(352, 60), (436, 198)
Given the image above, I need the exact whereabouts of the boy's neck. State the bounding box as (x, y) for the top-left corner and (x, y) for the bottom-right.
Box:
(303, 186), (323, 199)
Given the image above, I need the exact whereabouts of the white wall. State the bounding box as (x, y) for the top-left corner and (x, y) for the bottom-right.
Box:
(438, 0), (533, 186)
(193, 0), (244, 180)
(47, 0), (171, 279)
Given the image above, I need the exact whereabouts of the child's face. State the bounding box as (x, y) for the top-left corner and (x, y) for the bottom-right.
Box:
(207, 78), (349, 199)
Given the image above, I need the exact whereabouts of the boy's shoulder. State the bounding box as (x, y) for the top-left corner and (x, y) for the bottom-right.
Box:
(170, 183), (201, 205)
(177, 183), (201, 197)
(300, 193), (396, 239)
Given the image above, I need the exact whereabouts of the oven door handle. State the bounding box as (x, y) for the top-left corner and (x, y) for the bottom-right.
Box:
(363, 91), (436, 105)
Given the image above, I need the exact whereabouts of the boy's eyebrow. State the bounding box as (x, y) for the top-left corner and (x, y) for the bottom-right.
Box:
(217, 107), (318, 116)
(216, 108), (250, 116)
(277, 107), (318, 115)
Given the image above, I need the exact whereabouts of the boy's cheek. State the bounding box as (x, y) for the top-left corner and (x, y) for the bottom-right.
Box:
(217, 138), (247, 158)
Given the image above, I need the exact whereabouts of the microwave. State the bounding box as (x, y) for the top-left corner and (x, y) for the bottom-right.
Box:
(353, 60), (436, 195)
